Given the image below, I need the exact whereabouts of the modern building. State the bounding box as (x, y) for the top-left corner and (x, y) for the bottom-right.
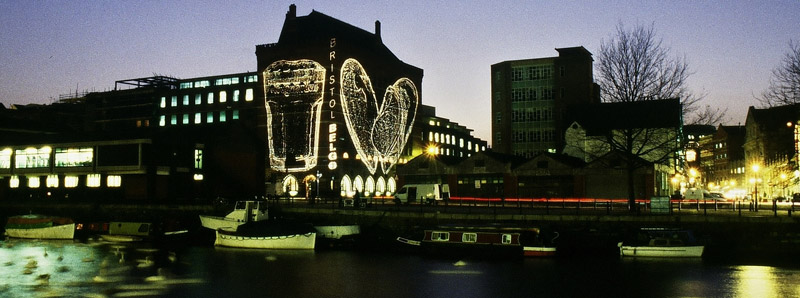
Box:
(702, 125), (746, 198)
(491, 47), (600, 158)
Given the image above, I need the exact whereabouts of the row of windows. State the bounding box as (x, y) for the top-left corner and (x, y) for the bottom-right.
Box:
(160, 88), (254, 108)
(511, 65), (554, 82)
(8, 174), (122, 189)
(1, 147), (94, 170)
(511, 108), (553, 123)
(158, 110), (240, 126)
(513, 149), (556, 158)
(511, 87), (554, 102)
(427, 131), (478, 151)
(512, 129), (556, 143)
(178, 75), (257, 90)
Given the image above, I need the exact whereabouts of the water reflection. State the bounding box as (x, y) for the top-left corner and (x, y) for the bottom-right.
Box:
(734, 265), (800, 298)
(0, 238), (205, 297)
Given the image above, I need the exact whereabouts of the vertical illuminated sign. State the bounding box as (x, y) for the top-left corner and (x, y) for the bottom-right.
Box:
(328, 37), (338, 170)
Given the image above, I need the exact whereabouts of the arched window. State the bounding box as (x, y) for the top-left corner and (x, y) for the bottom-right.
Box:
(353, 176), (364, 195)
(282, 174), (299, 197)
(376, 177), (386, 196)
(340, 175), (353, 198)
(365, 176), (375, 196)
(387, 177), (396, 196)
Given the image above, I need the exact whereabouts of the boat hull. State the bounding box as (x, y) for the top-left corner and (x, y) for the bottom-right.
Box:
(619, 244), (704, 257)
(215, 231), (316, 250)
(314, 225), (360, 240)
(523, 246), (557, 257)
(4, 223), (76, 240)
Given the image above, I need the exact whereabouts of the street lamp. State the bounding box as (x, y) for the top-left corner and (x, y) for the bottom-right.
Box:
(316, 170), (322, 200)
(752, 164), (761, 211)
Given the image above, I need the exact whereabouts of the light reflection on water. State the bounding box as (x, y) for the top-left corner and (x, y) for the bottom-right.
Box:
(0, 238), (204, 297)
(2, 238), (800, 298)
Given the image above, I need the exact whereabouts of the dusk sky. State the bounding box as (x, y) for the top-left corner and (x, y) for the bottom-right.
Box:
(2, 1), (799, 143)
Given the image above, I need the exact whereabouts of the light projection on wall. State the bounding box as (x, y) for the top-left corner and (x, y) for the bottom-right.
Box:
(340, 58), (419, 175)
(264, 60), (326, 172)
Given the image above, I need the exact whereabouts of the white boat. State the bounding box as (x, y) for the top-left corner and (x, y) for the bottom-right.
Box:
(314, 225), (360, 240)
(214, 230), (316, 249)
(618, 228), (704, 257)
(4, 215), (75, 240)
(199, 201), (269, 231)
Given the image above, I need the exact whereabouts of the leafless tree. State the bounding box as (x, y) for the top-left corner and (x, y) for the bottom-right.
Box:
(595, 23), (705, 211)
(757, 41), (800, 107)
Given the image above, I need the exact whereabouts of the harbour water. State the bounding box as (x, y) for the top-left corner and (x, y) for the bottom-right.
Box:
(2, 237), (800, 298)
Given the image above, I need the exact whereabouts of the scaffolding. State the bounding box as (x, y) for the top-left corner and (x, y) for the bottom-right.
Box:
(114, 76), (179, 90)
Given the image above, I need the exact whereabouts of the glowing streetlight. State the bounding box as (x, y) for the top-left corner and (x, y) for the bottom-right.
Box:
(425, 145), (439, 156)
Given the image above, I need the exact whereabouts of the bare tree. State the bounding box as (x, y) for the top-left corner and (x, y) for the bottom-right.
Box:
(595, 23), (697, 212)
(757, 41), (800, 107)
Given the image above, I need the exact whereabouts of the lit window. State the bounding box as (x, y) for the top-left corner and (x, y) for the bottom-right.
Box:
(193, 174), (204, 181)
(376, 177), (386, 196)
(194, 113), (201, 124)
(219, 111), (227, 122)
(171, 115), (177, 125)
(64, 176), (79, 188)
(15, 147), (51, 168)
(429, 120), (435, 126)
(434, 133), (440, 143)
(27, 177), (40, 188)
(365, 176), (375, 196)
(431, 231), (449, 241)
(159, 115), (166, 127)
(195, 94), (202, 105)
(180, 82), (192, 89)
(233, 90), (240, 102)
(468, 141), (472, 150)
(87, 174), (101, 187)
(46, 175), (58, 188)
(387, 177), (396, 195)
(9, 175), (19, 188)
(463, 233), (477, 243)
(502, 234), (512, 244)
(428, 132), (433, 141)
(282, 174), (299, 197)
(160, 97), (166, 108)
(219, 91), (227, 103)
(0, 148), (11, 169)
(459, 138), (464, 148)
(353, 176), (364, 194)
(107, 175), (121, 187)
(182, 114), (189, 124)
(171, 96), (177, 107)
(232, 110), (240, 120)
(194, 149), (203, 169)
(245, 88), (254, 101)
(207, 112), (214, 123)
(207, 92), (214, 104)
(340, 175), (353, 197)
(183, 95), (189, 106)
(54, 147), (93, 167)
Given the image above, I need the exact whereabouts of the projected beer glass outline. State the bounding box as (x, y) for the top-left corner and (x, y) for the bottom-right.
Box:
(263, 60), (326, 172)
(340, 58), (419, 174)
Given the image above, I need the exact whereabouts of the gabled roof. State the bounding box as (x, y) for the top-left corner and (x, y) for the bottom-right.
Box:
(567, 98), (682, 136)
(584, 150), (654, 169)
(479, 150), (529, 168)
(746, 104), (800, 131)
(514, 152), (585, 172)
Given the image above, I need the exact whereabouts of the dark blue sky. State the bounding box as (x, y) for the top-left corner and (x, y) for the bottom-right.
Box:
(2, 1), (798, 142)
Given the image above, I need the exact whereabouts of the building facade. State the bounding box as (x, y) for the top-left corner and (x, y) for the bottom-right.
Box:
(491, 47), (600, 157)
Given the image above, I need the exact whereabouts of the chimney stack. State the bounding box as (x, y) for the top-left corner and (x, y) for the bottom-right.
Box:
(287, 4), (296, 19)
(375, 20), (382, 42)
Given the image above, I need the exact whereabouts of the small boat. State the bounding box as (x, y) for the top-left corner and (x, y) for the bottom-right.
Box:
(618, 228), (704, 257)
(199, 200), (269, 231)
(100, 222), (152, 242)
(4, 214), (75, 240)
(522, 230), (558, 257)
(213, 221), (316, 250)
(314, 225), (360, 248)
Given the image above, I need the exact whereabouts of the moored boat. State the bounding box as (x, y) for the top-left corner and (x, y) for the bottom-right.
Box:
(522, 230), (558, 257)
(314, 225), (360, 248)
(418, 225), (523, 257)
(618, 228), (704, 257)
(199, 200), (269, 231)
(4, 214), (75, 240)
(213, 221), (316, 250)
